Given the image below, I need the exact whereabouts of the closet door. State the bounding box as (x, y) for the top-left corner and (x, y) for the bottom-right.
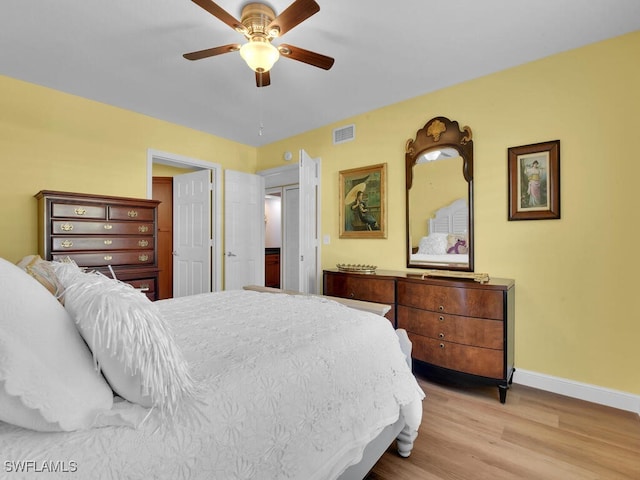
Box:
(299, 150), (320, 294)
(152, 177), (173, 300)
(173, 169), (212, 297)
(224, 170), (264, 290)
(282, 185), (299, 291)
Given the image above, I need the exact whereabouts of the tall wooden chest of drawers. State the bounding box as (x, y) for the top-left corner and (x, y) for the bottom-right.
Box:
(35, 190), (160, 301)
(397, 276), (515, 402)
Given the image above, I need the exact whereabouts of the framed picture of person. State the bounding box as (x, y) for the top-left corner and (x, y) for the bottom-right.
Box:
(339, 163), (387, 238)
(508, 140), (560, 220)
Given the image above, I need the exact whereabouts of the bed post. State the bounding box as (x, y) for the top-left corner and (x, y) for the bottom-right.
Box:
(394, 328), (421, 457)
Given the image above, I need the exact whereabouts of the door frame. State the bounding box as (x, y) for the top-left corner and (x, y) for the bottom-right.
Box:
(146, 149), (223, 292)
(258, 159), (321, 293)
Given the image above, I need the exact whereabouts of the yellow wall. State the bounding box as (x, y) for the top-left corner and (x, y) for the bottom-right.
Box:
(0, 76), (257, 262)
(257, 31), (640, 395)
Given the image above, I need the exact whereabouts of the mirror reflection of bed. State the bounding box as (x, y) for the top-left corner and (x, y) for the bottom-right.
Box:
(410, 198), (469, 267)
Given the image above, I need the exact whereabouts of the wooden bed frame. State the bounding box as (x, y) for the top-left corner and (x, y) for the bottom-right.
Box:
(243, 285), (422, 479)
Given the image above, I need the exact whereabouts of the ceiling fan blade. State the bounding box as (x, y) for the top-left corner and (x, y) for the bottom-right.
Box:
(191, 0), (246, 33)
(256, 71), (271, 88)
(278, 44), (334, 70)
(183, 44), (240, 61)
(268, 0), (320, 37)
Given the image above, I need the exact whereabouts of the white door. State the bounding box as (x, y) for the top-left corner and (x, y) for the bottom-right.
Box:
(299, 150), (320, 294)
(224, 170), (265, 290)
(282, 185), (299, 291)
(173, 169), (211, 297)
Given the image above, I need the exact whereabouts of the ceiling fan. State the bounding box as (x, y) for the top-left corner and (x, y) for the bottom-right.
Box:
(183, 0), (335, 87)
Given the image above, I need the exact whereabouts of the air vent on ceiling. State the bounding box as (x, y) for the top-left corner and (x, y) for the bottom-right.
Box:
(333, 124), (355, 145)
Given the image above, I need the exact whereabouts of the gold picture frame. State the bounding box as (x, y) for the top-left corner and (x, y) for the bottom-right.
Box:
(339, 163), (387, 238)
(508, 140), (561, 221)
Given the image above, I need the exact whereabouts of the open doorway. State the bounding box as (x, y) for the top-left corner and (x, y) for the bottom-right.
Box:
(259, 152), (319, 294)
(146, 149), (223, 294)
(264, 189), (282, 288)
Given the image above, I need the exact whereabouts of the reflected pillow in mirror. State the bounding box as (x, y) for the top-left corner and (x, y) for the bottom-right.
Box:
(446, 233), (469, 254)
(418, 233), (448, 255)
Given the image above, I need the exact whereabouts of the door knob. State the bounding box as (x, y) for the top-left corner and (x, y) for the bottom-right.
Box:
(227, 251), (237, 257)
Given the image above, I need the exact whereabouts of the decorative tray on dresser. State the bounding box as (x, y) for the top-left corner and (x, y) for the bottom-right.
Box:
(35, 190), (160, 301)
(323, 269), (515, 402)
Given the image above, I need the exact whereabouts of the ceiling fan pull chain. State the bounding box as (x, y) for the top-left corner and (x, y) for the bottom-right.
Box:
(258, 76), (264, 136)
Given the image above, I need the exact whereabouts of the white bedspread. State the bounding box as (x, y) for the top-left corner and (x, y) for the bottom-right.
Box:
(0, 290), (424, 479)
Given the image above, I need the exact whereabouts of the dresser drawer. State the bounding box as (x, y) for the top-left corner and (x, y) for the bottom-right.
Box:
(408, 333), (504, 379)
(108, 206), (155, 222)
(397, 305), (503, 350)
(125, 277), (157, 301)
(52, 220), (154, 236)
(52, 250), (155, 267)
(51, 203), (106, 219)
(398, 280), (504, 320)
(324, 272), (395, 304)
(52, 236), (154, 252)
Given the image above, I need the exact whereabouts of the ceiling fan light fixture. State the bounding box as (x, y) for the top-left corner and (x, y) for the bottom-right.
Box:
(240, 37), (279, 72)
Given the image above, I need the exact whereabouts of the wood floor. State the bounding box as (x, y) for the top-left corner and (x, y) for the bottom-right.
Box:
(368, 373), (640, 480)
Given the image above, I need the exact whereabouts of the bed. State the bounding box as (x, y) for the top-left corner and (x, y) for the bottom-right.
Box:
(0, 257), (424, 479)
(411, 198), (469, 265)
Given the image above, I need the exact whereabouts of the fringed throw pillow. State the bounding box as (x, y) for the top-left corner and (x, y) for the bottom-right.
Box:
(52, 264), (199, 421)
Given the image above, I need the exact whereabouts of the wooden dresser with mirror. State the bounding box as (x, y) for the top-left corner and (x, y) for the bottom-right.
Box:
(35, 190), (160, 301)
(326, 116), (515, 402)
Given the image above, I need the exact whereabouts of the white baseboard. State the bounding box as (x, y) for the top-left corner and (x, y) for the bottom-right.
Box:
(513, 369), (640, 415)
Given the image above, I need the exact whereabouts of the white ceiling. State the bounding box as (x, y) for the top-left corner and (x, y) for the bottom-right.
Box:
(2, 0), (639, 147)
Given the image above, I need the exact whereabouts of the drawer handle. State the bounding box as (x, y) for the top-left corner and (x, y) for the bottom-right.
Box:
(104, 255), (113, 261)
(438, 305), (445, 312)
(104, 239), (112, 245)
(60, 223), (74, 231)
(138, 225), (149, 233)
(138, 285), (150, 292)
(128, 210), (138, 218)
(61, 240), (73, 248)
(439, 343), (445, 349)
(138, 240), (149, 247)
(74, 208), (86, 216)
(104, 224), (113, 230)
(438, 315), (445, 321)
(439, 333), (445, 339)
(349, 292), (355, 298)
(138, 254), (149, 262)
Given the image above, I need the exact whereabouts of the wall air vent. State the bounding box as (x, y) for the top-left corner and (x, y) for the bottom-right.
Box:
(333, 124), (355, 145)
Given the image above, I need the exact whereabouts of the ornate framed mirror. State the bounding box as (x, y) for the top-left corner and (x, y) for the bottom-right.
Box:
(405, 116), (474, 271)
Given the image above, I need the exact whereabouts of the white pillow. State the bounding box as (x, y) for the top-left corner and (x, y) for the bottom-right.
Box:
(417, 232), (449, 255)
(0, 257), (113, 431)
(16, 255), (64, 302)
(53, 266), (198, 419)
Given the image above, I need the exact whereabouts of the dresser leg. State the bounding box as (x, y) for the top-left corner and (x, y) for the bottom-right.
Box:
(498, 384), (508, 404)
